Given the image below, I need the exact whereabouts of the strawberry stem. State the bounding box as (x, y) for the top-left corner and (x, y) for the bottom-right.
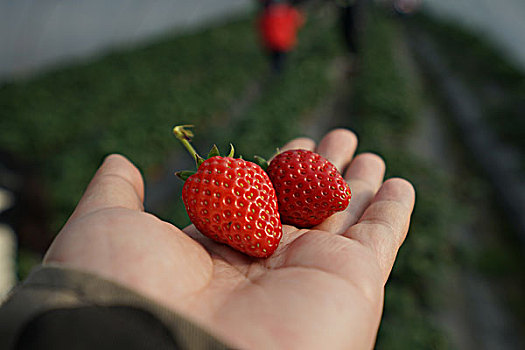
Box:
(173, 125), (205, 167)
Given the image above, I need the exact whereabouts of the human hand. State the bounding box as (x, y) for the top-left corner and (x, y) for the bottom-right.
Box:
(44, 129), (415, 349)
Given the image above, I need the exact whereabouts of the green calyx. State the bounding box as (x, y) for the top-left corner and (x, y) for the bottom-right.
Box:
(253, 148), (281, 171)
(253, 155), (269, 171)
(173, 125), (234, 181)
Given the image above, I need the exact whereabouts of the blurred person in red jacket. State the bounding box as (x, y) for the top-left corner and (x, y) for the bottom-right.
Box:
(258, 0), (305, 73)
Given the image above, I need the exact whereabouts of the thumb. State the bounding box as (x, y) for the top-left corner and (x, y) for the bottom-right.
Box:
(67, 154), (145, 222)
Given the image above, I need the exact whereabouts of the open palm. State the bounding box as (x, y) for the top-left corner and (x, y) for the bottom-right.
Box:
(44, 129), (415, 349)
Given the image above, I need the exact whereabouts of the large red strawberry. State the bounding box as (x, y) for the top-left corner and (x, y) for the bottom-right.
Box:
(174, 126), (282, 258)
(265, 149), (351, 228)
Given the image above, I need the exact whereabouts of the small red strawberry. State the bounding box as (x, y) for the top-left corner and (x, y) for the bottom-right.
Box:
(173, 125), (282, 258)
(265, 149), (351, 228)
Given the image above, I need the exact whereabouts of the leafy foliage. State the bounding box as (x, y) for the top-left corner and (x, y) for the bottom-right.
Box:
(1, 9), (342, 273)
(0, 18), (266, 231)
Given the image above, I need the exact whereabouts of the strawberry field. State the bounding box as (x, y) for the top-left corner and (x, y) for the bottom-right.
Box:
(1, 2), (523, 349)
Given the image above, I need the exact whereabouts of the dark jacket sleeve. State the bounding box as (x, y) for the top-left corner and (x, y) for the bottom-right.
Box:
(0, 265), (232, 350)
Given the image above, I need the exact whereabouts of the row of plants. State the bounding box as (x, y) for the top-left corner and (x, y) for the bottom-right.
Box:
(347, 6), (459, 349)
(0, 8), (342, 275)
(0, 18), (267, 240)
(408, 11), (525, 338)
(409, 13), (525, 170)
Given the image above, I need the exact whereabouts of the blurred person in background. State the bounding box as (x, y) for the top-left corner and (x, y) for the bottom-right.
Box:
(258, 0), (305, 73)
